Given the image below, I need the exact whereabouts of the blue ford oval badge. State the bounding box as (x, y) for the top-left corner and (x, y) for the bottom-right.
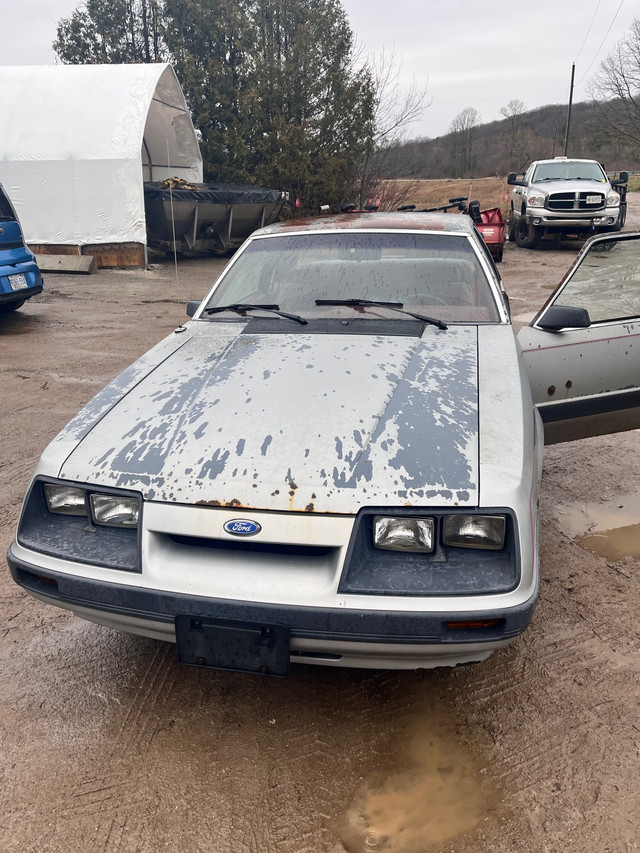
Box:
(224, 518), (262, 537)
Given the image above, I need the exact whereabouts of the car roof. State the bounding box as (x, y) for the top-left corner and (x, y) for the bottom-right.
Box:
(252, 211), (477, 238)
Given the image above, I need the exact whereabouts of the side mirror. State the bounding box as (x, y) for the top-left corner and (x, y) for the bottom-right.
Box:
(507, 172), (519, 185)
(611, 170), (629, 186)
(537, 304), (591, 331)
(186, 300), (201, 317)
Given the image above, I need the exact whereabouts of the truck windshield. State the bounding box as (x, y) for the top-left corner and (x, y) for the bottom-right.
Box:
(532, 162), (606, 183)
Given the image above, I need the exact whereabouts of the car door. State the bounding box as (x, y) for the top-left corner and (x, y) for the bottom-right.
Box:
(517, 232), (640, 444)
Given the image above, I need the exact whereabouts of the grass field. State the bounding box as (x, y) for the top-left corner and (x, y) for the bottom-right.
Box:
(382, 177), (509, 213)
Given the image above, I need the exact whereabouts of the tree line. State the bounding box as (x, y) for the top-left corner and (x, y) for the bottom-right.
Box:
(384, 20), (640, 181)
(54, 5), (640, 201)
(386, 99), (640, 181)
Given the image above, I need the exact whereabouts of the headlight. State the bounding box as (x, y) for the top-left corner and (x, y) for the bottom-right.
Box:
(443, 515), (506, 550)
(526, 194), (545, 208)
(90, 494), (140, 528)
(374, 516), (434, 553)
(44, 482), (140, 529)
(19, 479), (142, 572)
(606, 191), (620, 206)
(44, 484), (86, 516)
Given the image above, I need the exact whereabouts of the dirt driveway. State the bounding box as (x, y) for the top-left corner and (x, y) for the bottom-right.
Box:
(1, 204), (639, 853)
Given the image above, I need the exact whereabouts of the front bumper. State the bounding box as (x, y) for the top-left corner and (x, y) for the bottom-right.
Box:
(8, 546), (537, 670)
(524, 207), (619, 230)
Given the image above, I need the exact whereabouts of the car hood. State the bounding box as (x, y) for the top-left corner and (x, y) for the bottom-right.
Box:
(59, 324), (480, 514)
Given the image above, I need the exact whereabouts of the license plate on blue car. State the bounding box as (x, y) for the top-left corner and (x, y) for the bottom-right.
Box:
(8, 273), (28, 291)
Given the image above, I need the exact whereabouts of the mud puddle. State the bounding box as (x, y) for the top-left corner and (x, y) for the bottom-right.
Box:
(340, 713), (501, 853)
(557, 489), (640, 561)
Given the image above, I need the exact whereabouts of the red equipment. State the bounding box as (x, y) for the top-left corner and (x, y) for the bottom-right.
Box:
(474, 207), (505, 263)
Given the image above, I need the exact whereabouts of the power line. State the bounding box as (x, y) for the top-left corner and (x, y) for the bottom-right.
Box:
(575, 0), (626, 86)
(574, 0), (603, 62)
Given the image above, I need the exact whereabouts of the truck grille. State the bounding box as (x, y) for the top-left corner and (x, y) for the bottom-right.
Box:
(547, 192), (605, 211)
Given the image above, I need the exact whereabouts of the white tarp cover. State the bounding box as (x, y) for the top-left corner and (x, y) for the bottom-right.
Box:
(0, 64), (202, 246)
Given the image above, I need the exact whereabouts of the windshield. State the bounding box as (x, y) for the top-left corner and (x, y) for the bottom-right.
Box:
(532, 161), (606, 183)
(203, 232), (500, 323)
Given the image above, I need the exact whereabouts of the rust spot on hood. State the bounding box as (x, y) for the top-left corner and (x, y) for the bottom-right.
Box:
(195, 498), (244, 507)
(305, 503), (315, 512)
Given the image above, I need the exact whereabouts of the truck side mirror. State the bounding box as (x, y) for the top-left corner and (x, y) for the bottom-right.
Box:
(619, 171), (629, 183)
(507, 172), (518, 185)
(186, 300), (201, 317)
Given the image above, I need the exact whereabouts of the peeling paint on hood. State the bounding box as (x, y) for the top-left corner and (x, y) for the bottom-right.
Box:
(59, 324), (479, 513)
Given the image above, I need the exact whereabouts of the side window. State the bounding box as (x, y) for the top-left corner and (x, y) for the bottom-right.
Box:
(553, 236), (640, 324)
(0, 189), (15, 221)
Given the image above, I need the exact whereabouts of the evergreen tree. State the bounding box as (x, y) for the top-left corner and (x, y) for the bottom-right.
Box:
(54, 0), (165, 64)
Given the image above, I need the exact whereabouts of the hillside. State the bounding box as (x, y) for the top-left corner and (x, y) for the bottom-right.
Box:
(386, 100), (640, 179)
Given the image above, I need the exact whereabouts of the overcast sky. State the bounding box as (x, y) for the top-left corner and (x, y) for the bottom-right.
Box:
(1, 0), (639, 138)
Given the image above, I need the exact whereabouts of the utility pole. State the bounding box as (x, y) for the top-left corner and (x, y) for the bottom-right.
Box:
(563, 63), (575, 156)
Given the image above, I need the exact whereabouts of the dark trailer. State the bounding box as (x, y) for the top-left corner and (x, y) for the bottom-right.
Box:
(144, 182), (286, 255)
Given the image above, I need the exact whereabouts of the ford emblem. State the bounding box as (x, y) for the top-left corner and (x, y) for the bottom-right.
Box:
(224, 518), (262, 537)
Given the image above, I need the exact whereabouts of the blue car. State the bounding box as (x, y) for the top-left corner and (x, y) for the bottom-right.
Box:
(0, 183), (43, 313)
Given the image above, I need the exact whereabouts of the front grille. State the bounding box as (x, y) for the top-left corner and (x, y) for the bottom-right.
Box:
(168, 533), (334, 558)
(547, 192), (605, 211)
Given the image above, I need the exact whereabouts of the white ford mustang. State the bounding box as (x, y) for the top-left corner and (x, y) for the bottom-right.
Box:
(8, 213), (640, 675)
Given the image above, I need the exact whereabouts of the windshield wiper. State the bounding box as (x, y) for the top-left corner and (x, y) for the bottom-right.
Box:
(204, 303), (307, 325)
(315, 299), (448, 330)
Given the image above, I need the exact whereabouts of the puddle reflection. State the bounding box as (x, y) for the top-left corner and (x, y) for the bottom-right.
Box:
(557, 489), (640, 561)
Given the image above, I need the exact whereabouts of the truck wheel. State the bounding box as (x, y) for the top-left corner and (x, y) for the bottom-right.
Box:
(515, 220), (542, 248)
(0, 299), (25, 313)
(506, 212), (517, 242)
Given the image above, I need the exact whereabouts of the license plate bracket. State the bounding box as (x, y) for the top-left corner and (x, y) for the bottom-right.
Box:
(175, 615), (290, 677)
(586, 195), (601, 205)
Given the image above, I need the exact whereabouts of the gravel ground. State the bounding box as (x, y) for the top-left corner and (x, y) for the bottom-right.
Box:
(1, 202), (639, 853)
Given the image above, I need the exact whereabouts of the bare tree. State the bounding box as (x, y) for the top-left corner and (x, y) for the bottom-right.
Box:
(500, 98), (527, 167)
(588, 18), (640, 153)
(449, 107), (481, 177)
(354, 49), (430, 208)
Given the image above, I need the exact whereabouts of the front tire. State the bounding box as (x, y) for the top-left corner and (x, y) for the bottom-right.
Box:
(515, 219), (542, 248)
